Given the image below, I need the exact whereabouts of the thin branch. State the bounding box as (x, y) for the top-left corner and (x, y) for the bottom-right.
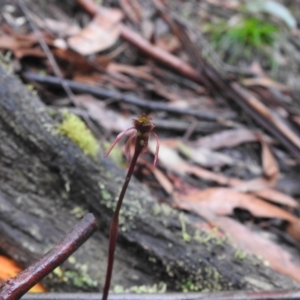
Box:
(23, 72), (235, 121)
(17, 0), (77, 105)
(0, 213), (98, 300)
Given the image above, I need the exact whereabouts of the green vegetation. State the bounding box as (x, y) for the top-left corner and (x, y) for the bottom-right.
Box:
(208, 16), (280, 63)
(235, 249), (247, 260)
(113, 282), (167, 294)
(57, 111), (99, 158)
(181, 278), (199, 292)
(179, 213), (192, 243)
(52, 265), (97, 288)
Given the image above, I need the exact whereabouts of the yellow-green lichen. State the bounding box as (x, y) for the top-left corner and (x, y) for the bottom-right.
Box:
(179, 213), (192, 243)
(53, 264), (97, 288)
(235, 249), (247, 260)
(114, 282), (167, 294)
(57, 111), (99, 158)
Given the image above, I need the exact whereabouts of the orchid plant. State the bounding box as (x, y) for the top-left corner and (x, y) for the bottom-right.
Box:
(102, 113), (159, 300)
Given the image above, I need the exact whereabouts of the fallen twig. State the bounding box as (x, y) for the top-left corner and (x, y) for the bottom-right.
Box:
(0, 213), (98, 300)
(23, 72), (235, 120)
(17, 0), (77, 105)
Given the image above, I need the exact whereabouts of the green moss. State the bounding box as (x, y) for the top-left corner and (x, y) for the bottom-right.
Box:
(235, 249), (247, 260)
(57, 111), (99, 158)
(179, 213), (192, 243)
(194, 227), (226, 246)
(152, 203), (173, 216)
(53, 263), (97, 288)
(181, 278), (199, 292)
(63, 269), (97, 288)
(70, 206), (87, 218)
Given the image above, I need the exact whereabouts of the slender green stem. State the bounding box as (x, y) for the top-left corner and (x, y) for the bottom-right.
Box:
(101, 146), (142, 300)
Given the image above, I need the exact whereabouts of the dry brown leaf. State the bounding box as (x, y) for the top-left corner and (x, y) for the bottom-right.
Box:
(198, 215), (300, 284)
(184, 164), (298, 208)
(0, 34), (36, 56)
(74, 94), (132, 132)
(14, 47), (45, 59)
(258, 134), (279, 180)
(242, 77), (288, 91)
(149, 141), (298, 207)
(173, 196), (300, 283)
(194, 128), (258, 150)
(68, 7), (123, 55)
(174, 187), (298, 223)
(231, 83), (300, 150)
(107, 63), (154, 81)
(141, 159), (173, 195)
(286, 220), (300, 243)
(53, 48), (95, 73)
(234, 134), (279, 192)
(155, 34), (180, 53)
(206, 0), (240, 9)
(72, 73), (104, 85)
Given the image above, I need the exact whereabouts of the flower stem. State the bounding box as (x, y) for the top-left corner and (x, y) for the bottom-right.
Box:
(101, 146), (143, 300)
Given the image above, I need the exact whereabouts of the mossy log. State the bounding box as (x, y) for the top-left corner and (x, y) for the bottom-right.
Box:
(0, 64), (298, 293)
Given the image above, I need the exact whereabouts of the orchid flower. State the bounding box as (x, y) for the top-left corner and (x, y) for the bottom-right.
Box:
(102, 114), (159, 300)
(104, 113), (160, 169)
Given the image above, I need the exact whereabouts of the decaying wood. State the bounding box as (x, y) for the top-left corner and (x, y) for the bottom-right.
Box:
(0, 64), (299, 293)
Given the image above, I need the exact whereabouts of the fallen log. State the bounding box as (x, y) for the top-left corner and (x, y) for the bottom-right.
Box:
(0, 63), (299, 294)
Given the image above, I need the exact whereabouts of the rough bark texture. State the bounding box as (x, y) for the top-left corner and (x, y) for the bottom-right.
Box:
(0, 63), (299, 293)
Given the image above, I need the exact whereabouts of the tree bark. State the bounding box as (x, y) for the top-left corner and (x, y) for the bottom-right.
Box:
(0, 63), (298, 293)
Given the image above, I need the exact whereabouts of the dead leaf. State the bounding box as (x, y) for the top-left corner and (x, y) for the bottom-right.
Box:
(231, 83), (300, 151)
(141, 158), (173, 195)
(68, 7), (123, 55)
(206, 0), (240, 9)
(194, 128), (259, 150)
(149, 140), (298, 208)
(258, 133), (279, 180)
(53, 48), (95, 73)
(41, 18), (80, 36)
(286, 221), (300, 244)
(0, 255), (46, 292)
(234, 134), (279, 192)
(174, 187), (298, 223)
(173, 193), (300, 283)
(107, 63), (154, 81)
(199, 216), (300, 284)
(74, 94), (132, 132)
(184, 164), (298, 208)
(155, 34), (180, 53)
(0, 34), (35, 55)
(148, 140), (185, 173)
(242, 77), (288, 91)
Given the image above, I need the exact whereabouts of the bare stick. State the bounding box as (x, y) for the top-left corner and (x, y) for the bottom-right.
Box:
(17, 0), (77, 105)
(0, 213), (98, 300)
(23, 72), (235, 121)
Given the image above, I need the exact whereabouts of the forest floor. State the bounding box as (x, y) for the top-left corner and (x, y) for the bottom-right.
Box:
(1, 0), (300, 295)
